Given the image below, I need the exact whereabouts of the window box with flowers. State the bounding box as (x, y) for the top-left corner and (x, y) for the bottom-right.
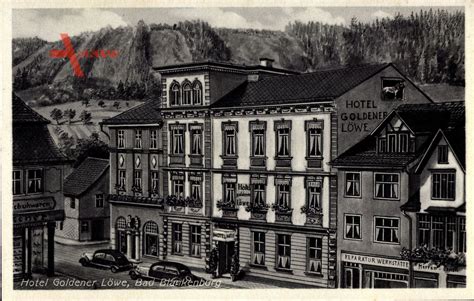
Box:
(400, 246), (466, 271)
(301, 206), (323, 226)
(131, 184), (143, 194)
(245, 202), (269, 220)
(185, 196), (203, 214)
(216, 199), (238, 218)
(166, 195), (186, 212)
(271, 203), (293, 223)
(114, 183), (126, 192)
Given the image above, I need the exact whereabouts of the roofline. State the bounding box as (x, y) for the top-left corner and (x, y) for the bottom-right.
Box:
(153, 60), (299, 75)
(369, 110), (416, 136)
(389, 63), (435, 103)
(210, 99), (335, 111)
(64, 165), (109, 197)
(330, 163), (407, 170)
(414, 129), (465, 173)
(102, 123), (162, 127)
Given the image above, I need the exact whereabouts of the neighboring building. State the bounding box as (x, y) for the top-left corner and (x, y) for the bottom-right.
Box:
(209, 63), (432, 287)
(102, 100), (164, 262)
(332, 102), (465, 288)
(59, 157), (110, 242)
(12, 93), (71, 280)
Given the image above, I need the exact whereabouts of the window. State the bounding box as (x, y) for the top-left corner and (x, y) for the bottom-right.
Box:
(274, 120), (292, 158)
(387, 134), (396, 152)
(307, 237), (322, 274)
(150, 130), (158, 149)
(133, 170), (142, 190)
(70, 198), (76, 209)
(172, 223), (182, 254)
(170, 82), (180, 106)
(252, 184), (266, 205)
(399, 134), (409, 153)
(134, 130), (142, 148)
(307, 128), (322, 157)
(432, 172), (455, 200)
(438, 145), (448, 164)
(374, 217), (400, 244)
(117, 130), (125, 148)
(307, 180), (322, 208)
(382, 78), (405, 100)
(252, 232), (265, 266)
(192, 80), (202, 105)
(418, 215), (466, 252)
(374, 173), (399, 199)
(59, 221), (63, 230)
(27, 169), (43, 194)
(182, 81), (192, 105)
(223, 124), (237, 156)
(172, 179), (184, 197)
(277, 184), (290, 207)
(118, 170), (126, 189)
(171, 128), (184, 155)
(151, 171), (159, 192)
(276, 234), (291, 270)
(191, 181), (201, 201)
(81, 221), (89, 233)
(250, 122), (266, 157)
(345, 215), (362, 240)
(190, 128), (202, 155)
(345, 172), (361, 197)
(224, 182), (236, 203)
(378, 138), (387, 153)
(143, 222), (159, 257)
(190, 225), (201, 257)
(95, 194), (104, 208)
(13, 170), (22, 195)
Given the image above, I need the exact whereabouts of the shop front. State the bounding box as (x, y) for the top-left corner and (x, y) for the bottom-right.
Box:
(340, 252), (410, 288)
(212, 227), (238, 276)
(413, 262), (466, 288)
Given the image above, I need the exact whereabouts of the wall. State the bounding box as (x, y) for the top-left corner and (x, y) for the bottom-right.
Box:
(208, 70), (247, 105)
(336, 66), (432, 155)
(161, 73), (209, 107)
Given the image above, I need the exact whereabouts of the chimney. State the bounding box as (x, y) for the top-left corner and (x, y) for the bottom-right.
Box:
(259, 57), (274, 68)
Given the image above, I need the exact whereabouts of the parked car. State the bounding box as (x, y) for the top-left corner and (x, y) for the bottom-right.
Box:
(79, 249), (133, 273)
(129, 261), (203, 285)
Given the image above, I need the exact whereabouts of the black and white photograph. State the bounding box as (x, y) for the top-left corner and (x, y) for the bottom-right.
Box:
(4, 1), (470, 298)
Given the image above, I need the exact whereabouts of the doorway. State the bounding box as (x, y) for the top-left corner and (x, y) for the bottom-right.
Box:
(91, 220), (104, 241)
(217, 241), (234, 275)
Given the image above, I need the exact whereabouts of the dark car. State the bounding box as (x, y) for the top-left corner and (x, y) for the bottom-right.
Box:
(79, 249), (133, 273)
(129, 261), (203, 285)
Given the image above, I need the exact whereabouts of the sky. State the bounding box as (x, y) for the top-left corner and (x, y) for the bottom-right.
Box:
(13, 6), (464, 42)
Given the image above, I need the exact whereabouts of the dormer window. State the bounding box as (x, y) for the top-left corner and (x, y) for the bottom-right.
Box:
(182, 81), (192, 105)
(170, 82), (180, 106)
(382, 78), (405, 101)
(193, 80), (202, 105)
(378, 132), (413, 153)
(438, 145), (448, 164)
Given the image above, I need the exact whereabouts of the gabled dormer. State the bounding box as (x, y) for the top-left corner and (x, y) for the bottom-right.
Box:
(375, 113), (416, 154)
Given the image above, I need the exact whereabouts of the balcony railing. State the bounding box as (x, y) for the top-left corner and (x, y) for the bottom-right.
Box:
(107, 194), (164, 208)
(216, 199), (238, 218)
(165, 195), (203, 215)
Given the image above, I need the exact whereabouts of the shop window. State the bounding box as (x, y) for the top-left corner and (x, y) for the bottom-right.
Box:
(81, 221), (89, 233)
(252, 232), (265, 266)
(27, 169), (43, 194)
(307, 237), (322, 274)
(117, 130), (125, 148)
(192, 80), (202, 105)
(382, 78), (405, 100)
(432, 172), (455, 200)
(134, 130), (142, 149)
(172, 223), (182, 255)
(182, 81), (192, 105)
(345, 215), (362, 240)
(374, 173), (399, 199)
(13, 170), (22, 195)
(345, 172), (361, 197)
(344, 267), (360, 288)
(374, 217), (400, 244)
(170, 82), (180, 106)
(438, 145), (448, 164)
(447, 275), (466, 288)
(372, 271), (408, 288)
(95, 194), (104, 208)
(143, 221), (159, 257)
(150, 130), (158, 149)
(190, 225), (201, 257)
(276, 234), (291, 270)
(414, 274), (438, 288)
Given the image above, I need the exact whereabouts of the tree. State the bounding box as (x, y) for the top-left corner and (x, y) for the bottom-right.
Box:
(98, 100), (105, 107)
(73, 132), (109, 167)
(117, 80), (125, 98)
(57, 131), (76, 158)
(64, 109), (76, 124)
(50, 108), (63, 124)
(113, 101), (120, 110)
(79, 110), (92, 124)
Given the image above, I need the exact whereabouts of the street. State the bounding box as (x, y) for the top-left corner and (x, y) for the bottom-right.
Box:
(14, 241), (294, 290)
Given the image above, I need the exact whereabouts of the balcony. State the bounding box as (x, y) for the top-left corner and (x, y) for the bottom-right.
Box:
(301, 205), (323, 226)
(165, 195), (203, 215)
(107, 194), (164, 208)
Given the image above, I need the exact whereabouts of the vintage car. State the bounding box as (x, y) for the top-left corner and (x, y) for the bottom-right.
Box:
(129, 261), (203, 284)
(79, 249), (134, 273)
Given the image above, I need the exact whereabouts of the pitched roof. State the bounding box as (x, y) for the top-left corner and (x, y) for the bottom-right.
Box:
(101, 100), (162, 125)
(63, 157), (109, 197)
(332, 102), (465, 169)
(211, 63), (390, 108)
(13, 94), (69, 164)
(12, 93), (49, 124)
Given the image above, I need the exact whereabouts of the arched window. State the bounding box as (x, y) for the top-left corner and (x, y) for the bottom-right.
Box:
(116, 217), (127, 253)
(143, 221), (159, 257)
(170, 82), (180, 106)
(192, 80), (203, 105)
(182, 81), (192, 105)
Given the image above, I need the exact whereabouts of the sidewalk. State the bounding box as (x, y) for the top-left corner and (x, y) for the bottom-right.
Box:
(54, 237), (110, 246)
